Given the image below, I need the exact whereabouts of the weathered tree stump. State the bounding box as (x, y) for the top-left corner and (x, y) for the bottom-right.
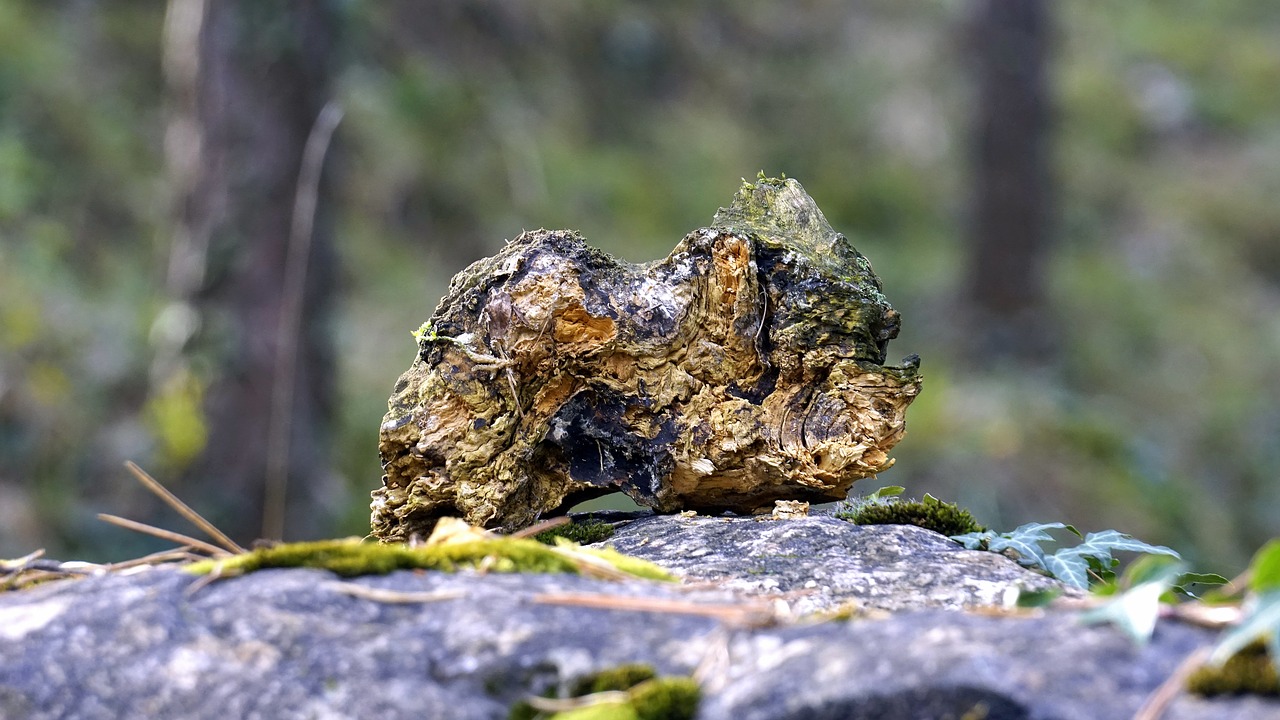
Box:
(372, 176), (921, 540)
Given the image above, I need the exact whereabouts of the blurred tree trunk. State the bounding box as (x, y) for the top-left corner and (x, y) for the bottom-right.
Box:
(156, 0), (342, 543)
(962, 0), (1055, 363)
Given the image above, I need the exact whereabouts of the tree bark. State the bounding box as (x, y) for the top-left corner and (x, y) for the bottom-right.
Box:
(157, 0), (341, 543)
(963, 0), (1054, 363)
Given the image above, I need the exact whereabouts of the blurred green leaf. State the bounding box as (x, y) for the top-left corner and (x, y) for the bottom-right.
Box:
(1249, 539), (1280, 593)
(1080, 559), (1185, 645)
(1208, 590), (1280, 671)
(956, 522), (1182, 591)
(1015, 587), (1063, 608)
(869, 486), (906, 501)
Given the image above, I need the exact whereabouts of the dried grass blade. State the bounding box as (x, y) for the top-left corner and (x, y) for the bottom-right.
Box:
(509, 516), (571, 539)
(97, 513), (231, 558)
(1, 548), (46, 572)
(105, 547), (206, 571)
(125, 461), (245, 554)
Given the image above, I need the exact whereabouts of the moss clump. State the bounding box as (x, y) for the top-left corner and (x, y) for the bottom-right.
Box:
(535, 519), (615, 546)
(184, 536), (673, 582)
(508, 689), (556, 720)
(627, 677), (700, 720)
(837, 494), (985, 537)
(569, 664), (655, 696)
(573, 544), (678, 582)
(1188, 640), (1280, 697)
(509, 665), (699, 720)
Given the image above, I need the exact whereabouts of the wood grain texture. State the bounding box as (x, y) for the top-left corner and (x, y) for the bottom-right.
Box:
(372, 177), (921, 540)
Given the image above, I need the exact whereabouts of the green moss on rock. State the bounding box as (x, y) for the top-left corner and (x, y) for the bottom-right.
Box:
(1188, 641), (1280, 697)
(627, 677), (700, 720)
(509, 665), (699, 720)
(508, 692), (552, 720)
(568, 663), (656, 696)
(535, 519), (616, 546)
(185, 535), (672, 581)
(838, 494), (985, 537)
(544, 701), (639, 720)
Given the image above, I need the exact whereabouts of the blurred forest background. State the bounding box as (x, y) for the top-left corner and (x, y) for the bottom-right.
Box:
(2, 0), (1279, 574)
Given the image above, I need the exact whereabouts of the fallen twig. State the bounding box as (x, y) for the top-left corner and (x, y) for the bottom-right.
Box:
(509, 515), (571, 539)
(105, 547), (206, 572)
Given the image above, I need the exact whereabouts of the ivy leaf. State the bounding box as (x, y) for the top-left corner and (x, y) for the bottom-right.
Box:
(951, 522), (1181, 591)
(1073, 530), (1180, 564)
(984, 522), (1068, 568)
(1079, 558), (1185, 644)
(1041, 531), (1180, 590)
(950, 529), (994, 550)
(1177, 572), (1230, 587)
(1009, 521), (1070, 539)
(1172, 571), (1229, 600)
(1042, 549), (1090, 590)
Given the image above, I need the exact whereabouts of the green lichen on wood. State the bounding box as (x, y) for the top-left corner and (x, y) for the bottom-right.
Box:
(184, 536), (673, 581)
(712, 171), (896, 365)
(837, 494), (985, 537)
(1188, 640), (1280, 697)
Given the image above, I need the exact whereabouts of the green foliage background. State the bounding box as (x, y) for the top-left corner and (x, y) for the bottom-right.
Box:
(2, 1), (1278, 572)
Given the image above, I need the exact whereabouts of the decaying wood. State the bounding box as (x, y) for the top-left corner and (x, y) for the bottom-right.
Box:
(372, 176), (921, 540)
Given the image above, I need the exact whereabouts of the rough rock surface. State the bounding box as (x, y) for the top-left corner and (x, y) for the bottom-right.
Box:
(2, 517), (1275, 720)
(373, 177), (921, 541)
(606, 514), (1069, 615)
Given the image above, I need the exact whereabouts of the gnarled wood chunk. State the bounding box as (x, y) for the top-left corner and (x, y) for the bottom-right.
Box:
(372, 176), (921, 540)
